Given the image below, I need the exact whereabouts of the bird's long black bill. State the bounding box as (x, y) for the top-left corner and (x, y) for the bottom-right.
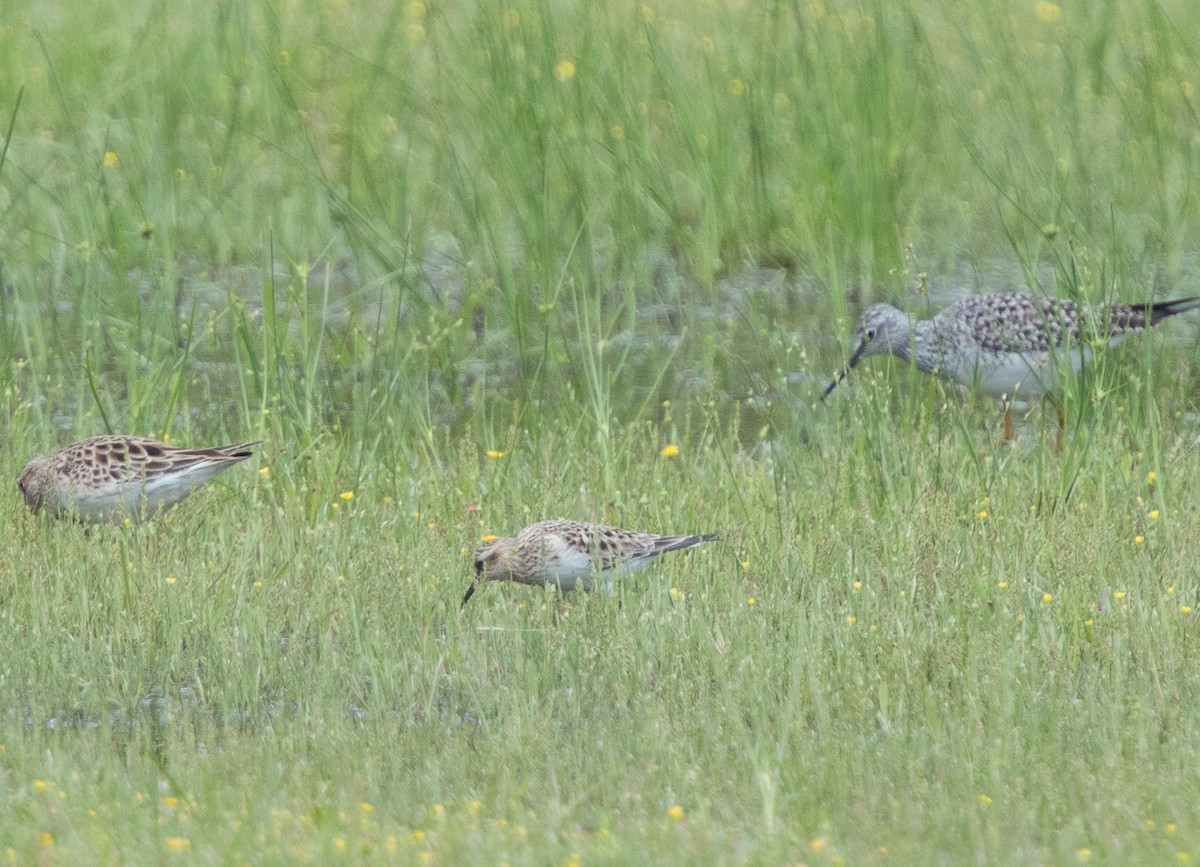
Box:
(821, 367), (849, 401)
(821, 341), (868, 401)
(461, 583), (477, 606)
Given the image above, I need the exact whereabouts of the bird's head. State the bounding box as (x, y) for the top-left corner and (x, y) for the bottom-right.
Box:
(16, 455), (53, 512)
(461, 534), (518, 605)
(822, 304), (911, 399)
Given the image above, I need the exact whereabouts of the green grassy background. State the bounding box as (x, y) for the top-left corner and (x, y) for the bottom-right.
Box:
(3, 0), (1200, 862)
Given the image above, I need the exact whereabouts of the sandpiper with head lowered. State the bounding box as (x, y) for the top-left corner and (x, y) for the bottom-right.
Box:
(823, 292), (1200, 443)
(18, 435), (262, 524)
(462, 519), (717, 605)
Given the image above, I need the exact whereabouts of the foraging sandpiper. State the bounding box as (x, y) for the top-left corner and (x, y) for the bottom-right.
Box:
(18, 435), (261, 524)
(462, 519), (717, 605)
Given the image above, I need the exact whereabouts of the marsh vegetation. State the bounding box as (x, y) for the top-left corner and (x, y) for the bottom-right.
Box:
(2, 0), (1200, 861)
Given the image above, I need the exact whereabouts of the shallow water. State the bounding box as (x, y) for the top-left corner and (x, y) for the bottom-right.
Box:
(16, 238), (1200, 443)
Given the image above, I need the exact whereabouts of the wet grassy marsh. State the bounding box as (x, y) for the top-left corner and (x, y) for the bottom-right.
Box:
(3, 0), (1200, 862)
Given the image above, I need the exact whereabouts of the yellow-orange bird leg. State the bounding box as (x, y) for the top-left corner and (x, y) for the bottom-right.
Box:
(1001, 399), (1015, 442)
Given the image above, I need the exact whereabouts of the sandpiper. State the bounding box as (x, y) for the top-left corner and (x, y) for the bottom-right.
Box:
(823, 292), (1200, 442)
(18, 435), (261, 524)
(462, 519), (717, 605)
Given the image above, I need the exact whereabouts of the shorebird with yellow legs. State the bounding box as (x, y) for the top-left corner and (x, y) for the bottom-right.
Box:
(823, 292), (1200, 447)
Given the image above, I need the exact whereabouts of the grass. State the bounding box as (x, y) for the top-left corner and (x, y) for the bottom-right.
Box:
(3, 0), (1200, 861)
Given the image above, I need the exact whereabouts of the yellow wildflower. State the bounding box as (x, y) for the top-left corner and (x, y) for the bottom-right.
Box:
(554, 59), (576, 82)
(1035, 1), (1062, 23)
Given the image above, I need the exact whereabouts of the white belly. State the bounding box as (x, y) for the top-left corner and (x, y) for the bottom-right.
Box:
(943, 346), (1090, 399)
(532, 535), (656, 594)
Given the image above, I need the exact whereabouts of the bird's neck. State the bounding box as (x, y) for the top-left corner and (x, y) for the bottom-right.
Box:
(492, 547), (521, 582)
(906, 320), (940, 374)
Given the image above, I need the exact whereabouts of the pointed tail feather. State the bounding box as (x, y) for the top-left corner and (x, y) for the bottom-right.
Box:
(215, 440), (263, 459)
(657, 532), (719, 554)
(1149, 296), (1200, 325)
(1102, 296), (1200, 334)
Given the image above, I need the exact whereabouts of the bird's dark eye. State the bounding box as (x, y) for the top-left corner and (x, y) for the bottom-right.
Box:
(866, 328), (877, 340)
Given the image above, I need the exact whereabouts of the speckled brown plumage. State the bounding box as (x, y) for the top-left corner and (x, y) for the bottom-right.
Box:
(462, 519), (718, 605)
(17, 435), (261, 523)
